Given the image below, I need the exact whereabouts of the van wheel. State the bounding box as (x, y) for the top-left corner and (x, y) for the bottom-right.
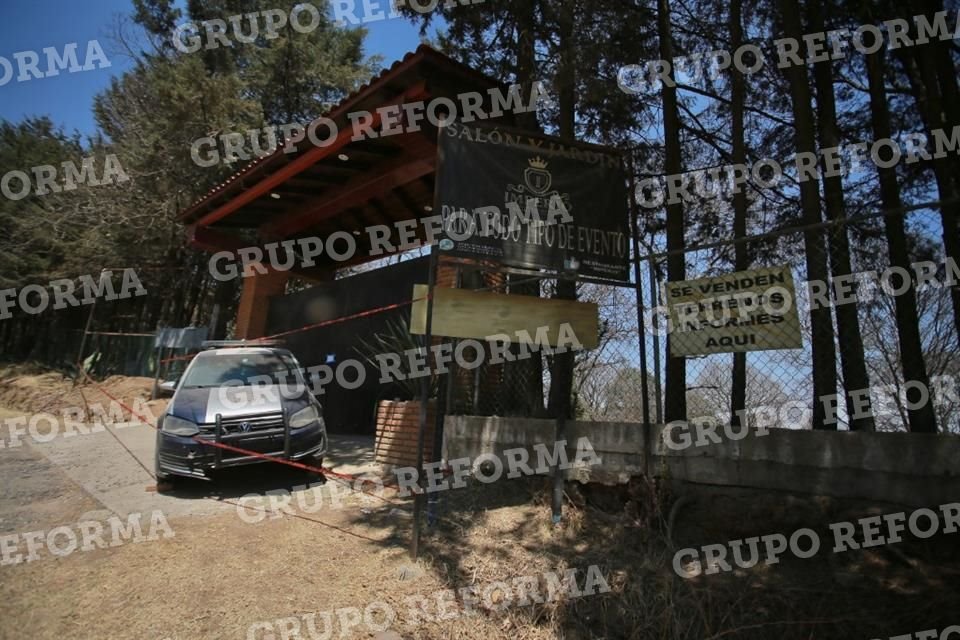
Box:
(155, 472), (178, 493)
(155, 453), (177, 492)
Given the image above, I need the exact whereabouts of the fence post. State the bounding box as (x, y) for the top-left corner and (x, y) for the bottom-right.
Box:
(648, 256), (664, 424)
(151, 344), (164, 400)
(74, 274), (103, 385)
(428, 356), (448, 528)
(411, 246), (438, 560)
(627, 153), (653, 475)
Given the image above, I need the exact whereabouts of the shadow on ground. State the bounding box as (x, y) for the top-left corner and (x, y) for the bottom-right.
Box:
(340, 472), (960, 640)
(152, 434), (376, 501)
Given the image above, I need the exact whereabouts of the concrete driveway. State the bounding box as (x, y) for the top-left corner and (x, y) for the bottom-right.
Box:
(0, 406), (377, 523)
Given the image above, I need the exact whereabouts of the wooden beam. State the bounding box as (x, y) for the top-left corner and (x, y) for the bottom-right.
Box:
(247, 198), (303, 211)
(261, 153), (436, 240)
(186, 225), (252, 253)
(308, 160), (373, 175)
(369, 198), (397, 227)
(351, 205), (376, 229)
(392, 185), (429, 221)
(186, 82), (429, 228)
(274, 187), (329, 199)
(350, 141), (404, 158)
(286, 176), (342, 188)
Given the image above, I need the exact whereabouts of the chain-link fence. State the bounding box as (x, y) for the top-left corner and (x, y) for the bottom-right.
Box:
(439, 264), (550, 418)
(1, 323), (157, 379)
(638, 206), (960, 434)
(438, 261), (647, 423)
(438, 207), (960, 435)
(78, 331), (157, 378)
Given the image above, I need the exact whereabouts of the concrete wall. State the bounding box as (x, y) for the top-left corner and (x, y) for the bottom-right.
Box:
(443, 416), (960, 507)
(443, 416), (648, 485)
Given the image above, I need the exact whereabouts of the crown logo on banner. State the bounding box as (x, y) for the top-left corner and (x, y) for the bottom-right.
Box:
(523, 156), (552, 195)
(507, 154), (570, 210)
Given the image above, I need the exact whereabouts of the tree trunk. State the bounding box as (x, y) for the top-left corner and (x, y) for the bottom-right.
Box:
(547, 0), (577, 419)
(509, 0), (545, 415)
(923, 0), (960, 179)
(183, 260), (207, 326)
(864, 47), (939, 433)
(729, 0), (748, 428)
(777, 0), (837, 430)
(658, 0), (687, 423)
(209, 278), (235, 340)
(809, 0), (874, 431)
(891, 15), (960, 343)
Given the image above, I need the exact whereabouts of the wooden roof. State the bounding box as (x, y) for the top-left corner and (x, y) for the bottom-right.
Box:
(179, 45), (516, 276)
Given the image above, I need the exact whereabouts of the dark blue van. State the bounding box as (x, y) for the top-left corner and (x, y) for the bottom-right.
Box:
(155, 345), (326, 483)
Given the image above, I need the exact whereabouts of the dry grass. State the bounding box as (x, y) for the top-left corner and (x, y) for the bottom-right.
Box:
(1, 461), (957, 640)
(1, 365), (959, 639)
(0, 365), (167, 426)
(371, 477), (960, 640)
(0, 509), (448, 640)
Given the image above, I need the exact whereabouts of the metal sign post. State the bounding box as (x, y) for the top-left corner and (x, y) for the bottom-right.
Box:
(410, 246), (438, 560)
(73, 270), (106, 386)
(411, 122), (444, 560)
(627, 152), (654, 475)
(151, 345), (164, 400)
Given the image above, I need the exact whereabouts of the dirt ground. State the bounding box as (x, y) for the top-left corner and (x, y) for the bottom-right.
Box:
(0, 365), (958, 639)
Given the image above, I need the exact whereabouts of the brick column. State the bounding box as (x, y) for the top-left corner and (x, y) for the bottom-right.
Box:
(234, 265), (290, 339)
(435, 255), (459, 289)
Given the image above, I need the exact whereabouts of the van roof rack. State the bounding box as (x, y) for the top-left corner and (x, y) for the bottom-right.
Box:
(200, 339), (284, 349)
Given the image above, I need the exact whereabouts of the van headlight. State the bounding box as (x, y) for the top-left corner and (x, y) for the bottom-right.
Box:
(162, 415), (199, 436)
(290, 405), (320, 429)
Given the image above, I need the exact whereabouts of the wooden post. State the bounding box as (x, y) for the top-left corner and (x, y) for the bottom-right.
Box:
(151, 344), (164, 400)
(73, 271), (104, 386)
(551, 380), (568, 523)
(411, 247), (438, 560)
(428, 265), (458, 528)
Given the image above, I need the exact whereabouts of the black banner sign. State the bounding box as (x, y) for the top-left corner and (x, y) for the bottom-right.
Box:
(435, 122), (631, 281)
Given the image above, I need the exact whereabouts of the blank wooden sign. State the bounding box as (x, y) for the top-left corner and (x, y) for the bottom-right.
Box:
(410, 284), (599, 349)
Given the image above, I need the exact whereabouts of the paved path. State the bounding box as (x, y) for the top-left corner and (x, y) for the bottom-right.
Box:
(0, 405), (378, 522)
(0, 408), (108, 534)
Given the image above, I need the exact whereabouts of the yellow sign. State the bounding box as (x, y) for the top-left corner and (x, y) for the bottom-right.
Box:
(665, 266), (802, 356)
(410, 284), (599, 349)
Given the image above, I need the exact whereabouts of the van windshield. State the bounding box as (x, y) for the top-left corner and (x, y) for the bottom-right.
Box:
(180, 353), (304, 388)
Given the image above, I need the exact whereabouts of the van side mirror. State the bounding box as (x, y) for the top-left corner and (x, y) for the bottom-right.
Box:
(157, 379), (178, 396)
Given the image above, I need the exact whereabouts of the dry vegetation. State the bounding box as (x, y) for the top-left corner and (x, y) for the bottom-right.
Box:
(381, 477), (960, 640)
(0, 365), (958, 639)
(0, 364), (168, 424)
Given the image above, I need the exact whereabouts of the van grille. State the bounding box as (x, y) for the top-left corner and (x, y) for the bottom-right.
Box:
(214, 412), (284, 434)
